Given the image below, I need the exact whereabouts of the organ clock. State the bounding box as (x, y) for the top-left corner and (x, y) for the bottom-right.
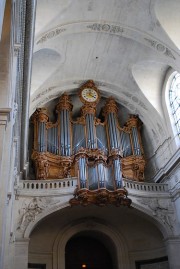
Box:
(31, 80), (146, 207)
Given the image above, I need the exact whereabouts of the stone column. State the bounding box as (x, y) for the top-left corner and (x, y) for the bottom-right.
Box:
(14, 239), (29, 269)
(0, 0), (6, 39)
(165, 237), (180, 269)
(0, 109), (11, 269)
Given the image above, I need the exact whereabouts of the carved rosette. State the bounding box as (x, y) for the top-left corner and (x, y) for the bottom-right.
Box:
(69, 187), (132, 207)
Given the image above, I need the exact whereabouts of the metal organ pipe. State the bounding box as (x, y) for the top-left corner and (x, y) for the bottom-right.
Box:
(66, 110), (71, 156)
(97, 163), (105, 188)
(64, 110), (67, 156)
(79, 157), (86, 188)
(121, 131), (132, 157)
(86, 114), (96, 149)
(110, 112), (118, 148)
(126, 115), (142, 156)
(56, 94), (73, 157)
(107, 114), (114, 149)
(60, 111), (64, 155)
(132, 127), (141, 155)
(113, 159), (122, 188)
(90, 114), (95, 148)
(38, 121), (46, 152)
(60, 109), (71, 156)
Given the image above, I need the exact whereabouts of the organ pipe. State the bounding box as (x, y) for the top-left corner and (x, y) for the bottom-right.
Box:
(32, 108), (49, 152)
(126, 115), (143, 156)
(56, 93), (73, 156)
(103, 98), (120, 152)
(78, 157), (87, 188)
(113, 158), (122, 188)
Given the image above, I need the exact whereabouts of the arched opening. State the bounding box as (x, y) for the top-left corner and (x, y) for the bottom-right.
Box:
(65, 233), (114, 269)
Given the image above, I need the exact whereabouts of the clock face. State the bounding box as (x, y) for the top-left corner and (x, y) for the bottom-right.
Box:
(81, 88), (98, 102)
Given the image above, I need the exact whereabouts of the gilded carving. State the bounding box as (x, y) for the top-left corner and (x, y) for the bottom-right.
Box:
(56, 93), (73, 112)
(70, 187), (131, 207)
(32, 152), (49, 180)
(121, 156), (145, 182)
(103, 97), (119, 116)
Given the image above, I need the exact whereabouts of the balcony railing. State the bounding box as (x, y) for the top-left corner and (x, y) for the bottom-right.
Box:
(16, 178), (169, 197)
(123, 179), (168, 192)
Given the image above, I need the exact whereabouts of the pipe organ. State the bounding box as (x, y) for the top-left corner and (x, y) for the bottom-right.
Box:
(31, 81), (145, 206)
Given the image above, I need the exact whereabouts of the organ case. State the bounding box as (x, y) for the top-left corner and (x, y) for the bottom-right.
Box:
(31, 81), (145, 206)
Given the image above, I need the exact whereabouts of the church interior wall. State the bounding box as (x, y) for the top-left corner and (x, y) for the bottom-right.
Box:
(0, 1), (180, 269)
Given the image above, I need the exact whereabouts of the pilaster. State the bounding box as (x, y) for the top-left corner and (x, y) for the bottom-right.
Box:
(14, 239), (29, 269)
(0, 108), (11, 269)
(165, 237), (180, 269)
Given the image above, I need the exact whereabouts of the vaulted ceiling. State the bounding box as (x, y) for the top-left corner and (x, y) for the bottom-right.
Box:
(30, 0), (180, 162)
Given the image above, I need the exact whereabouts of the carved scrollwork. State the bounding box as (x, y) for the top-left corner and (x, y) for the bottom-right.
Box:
(122, 156), (145, 181)
(32, 152), (49, 180)
(70, 187), (131, 207)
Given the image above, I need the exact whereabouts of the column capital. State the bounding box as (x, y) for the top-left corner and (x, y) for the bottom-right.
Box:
(0, 108), (11, 127)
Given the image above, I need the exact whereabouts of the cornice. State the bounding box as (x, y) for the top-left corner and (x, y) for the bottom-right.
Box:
(153, 148), (180, 183)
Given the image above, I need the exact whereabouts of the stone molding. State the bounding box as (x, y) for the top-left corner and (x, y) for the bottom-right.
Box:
(0, 108), (11, 127)
(52, 220), (130, 269)
(153, 147), (180, 183)
(34, 21), (177, 61)
(14, 178), (178, 240)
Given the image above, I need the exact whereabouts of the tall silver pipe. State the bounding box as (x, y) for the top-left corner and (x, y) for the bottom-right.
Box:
(108, 114), (114, 149)
(54, 127), (56, 154)
(20, 0), (37, 173)
(114, 159), (122, 188)
(90, 114), (94, 148)
(86, 115), (90, 148)
(110, 113), (116, 148)
(54, 127), (55, 153)
(43, 123), (46, 151)
(65, 110), (70, 156)
(109, 113), (115, 148)
(38, 122), (40, 152)
(60, 111), (64, 155)
(63, 111), (66, 155)
(132, 127), (140, 155)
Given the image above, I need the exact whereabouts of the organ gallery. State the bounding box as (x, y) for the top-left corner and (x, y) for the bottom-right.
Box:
(31, 80), (145, 206)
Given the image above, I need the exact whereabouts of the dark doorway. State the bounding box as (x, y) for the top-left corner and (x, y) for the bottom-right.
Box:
(65, 234), (113, 269)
